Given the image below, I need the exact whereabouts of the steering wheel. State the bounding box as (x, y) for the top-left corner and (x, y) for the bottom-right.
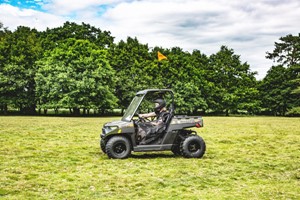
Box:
(135, 110), (151, 123)
(138, 116), (151, 123)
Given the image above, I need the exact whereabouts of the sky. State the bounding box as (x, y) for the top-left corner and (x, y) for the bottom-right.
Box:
(1, 0), (300, 80)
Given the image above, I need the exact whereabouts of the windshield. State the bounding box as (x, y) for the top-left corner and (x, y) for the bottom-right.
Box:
(122, 94), (144, 121)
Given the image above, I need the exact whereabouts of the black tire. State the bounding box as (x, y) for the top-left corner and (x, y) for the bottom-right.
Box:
(105, 136), (131, 159)
(100, 139), (106, 154)
(180, 135), (206, 158)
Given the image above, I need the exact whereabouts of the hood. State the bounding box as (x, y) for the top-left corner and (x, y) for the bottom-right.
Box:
(104, 120), (131, 128)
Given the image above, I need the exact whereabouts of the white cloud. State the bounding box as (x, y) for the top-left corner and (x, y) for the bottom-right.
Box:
(42, 0), (121, 15)
(1, 0), (300, 79)
(0, 4), (66, 30)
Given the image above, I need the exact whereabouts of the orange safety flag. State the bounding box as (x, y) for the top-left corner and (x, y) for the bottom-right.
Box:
(157, 51), (168, 61)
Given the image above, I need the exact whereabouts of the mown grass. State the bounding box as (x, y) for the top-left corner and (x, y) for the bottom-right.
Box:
(0, 116), (299, 199)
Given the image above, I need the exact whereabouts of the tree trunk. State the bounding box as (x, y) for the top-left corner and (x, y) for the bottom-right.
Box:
(1, 104), (8, 115)
(225, 109), (229, 116)
(29, 104), (36, 114)
(73, 107), (80, 115)
(192, 108), (198, 115)
(19, 104), (24, 114)
(100, 108), (105, 115)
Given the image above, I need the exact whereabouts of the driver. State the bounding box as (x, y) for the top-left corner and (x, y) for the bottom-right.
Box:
(137, 99), (168, 144)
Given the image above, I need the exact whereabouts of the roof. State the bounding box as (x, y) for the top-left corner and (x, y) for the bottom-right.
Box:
(136, 89), (174, 95)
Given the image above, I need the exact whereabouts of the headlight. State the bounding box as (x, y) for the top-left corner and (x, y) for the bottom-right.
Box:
(102, 126), (118, 135)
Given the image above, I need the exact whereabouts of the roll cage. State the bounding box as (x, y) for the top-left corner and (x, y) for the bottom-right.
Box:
(121, 89), (174, 122)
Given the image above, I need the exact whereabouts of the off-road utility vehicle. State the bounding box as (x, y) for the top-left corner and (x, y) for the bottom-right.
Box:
(100, 89), (206, 159)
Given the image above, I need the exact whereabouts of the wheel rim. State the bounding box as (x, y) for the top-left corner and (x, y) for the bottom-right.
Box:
(188, 141), (200, 153)
(113, 142), (127, 155)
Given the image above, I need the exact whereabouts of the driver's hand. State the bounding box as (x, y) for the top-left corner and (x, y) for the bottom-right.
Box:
(138, 114), (143, 118)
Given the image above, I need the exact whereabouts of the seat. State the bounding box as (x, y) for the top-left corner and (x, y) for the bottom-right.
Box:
(142, 105), (174, 144)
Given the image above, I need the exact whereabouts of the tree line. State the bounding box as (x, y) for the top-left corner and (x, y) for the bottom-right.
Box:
(0, 21), (299, 116)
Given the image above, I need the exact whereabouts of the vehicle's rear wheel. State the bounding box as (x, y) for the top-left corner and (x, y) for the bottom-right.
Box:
(180, 135), (206, 158)
(106, 136), (131, 159)
(100, 139), (106, 154)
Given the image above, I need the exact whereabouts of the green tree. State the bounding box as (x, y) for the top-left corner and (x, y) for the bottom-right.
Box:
(206, 46), (258, 115)
(266, 33), (300, 66)
(291, 65), (300, 94)
(108, 37), (152, 113)
(263, 33), (300, 115)
(41, 21), (114, 51)
(36, 38), (117, 115)
(259, 66), (292, 115)
(0, 26), (42, 114)
(153, 47), (208, 114)
(0, 22), (10, 113)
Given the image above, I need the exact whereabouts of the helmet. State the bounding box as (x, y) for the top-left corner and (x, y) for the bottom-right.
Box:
(153, 99), (166, 112)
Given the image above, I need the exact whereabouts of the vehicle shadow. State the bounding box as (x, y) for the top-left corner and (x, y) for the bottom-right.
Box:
(130, 153), (178, 159)
(92, 149), (178, 159)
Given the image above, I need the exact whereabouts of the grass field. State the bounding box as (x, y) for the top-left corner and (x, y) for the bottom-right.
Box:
(0, 116), (299, 199)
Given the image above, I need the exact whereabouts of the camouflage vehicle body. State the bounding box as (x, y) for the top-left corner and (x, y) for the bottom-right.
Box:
(100, 89), (206, 159)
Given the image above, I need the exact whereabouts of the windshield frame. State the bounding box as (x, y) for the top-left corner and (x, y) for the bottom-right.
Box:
(121, 94), (145, 122)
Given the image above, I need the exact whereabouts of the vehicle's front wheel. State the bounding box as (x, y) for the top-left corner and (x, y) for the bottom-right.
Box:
(106, 136), (131, 159)
(180, 135), (206, 158)
(100, 139), (106, 154)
